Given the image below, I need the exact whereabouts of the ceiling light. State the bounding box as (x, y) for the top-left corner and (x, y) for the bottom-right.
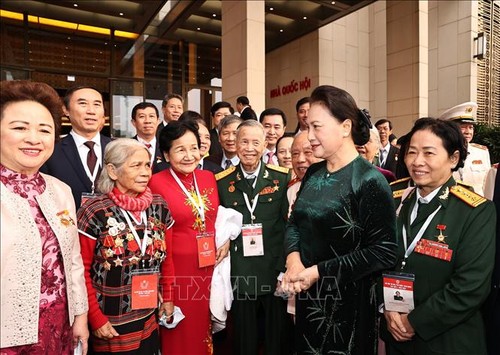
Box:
(197, 27), (201, 31)
(280, 29), (283, 32)
(269, 7), (274, 11)
(73, 3), (78, 7)
(331, 1), (336, 4)
(303, 16), (307, 20)
(119, 12), (124, 16)
(212, 13), (216, 17)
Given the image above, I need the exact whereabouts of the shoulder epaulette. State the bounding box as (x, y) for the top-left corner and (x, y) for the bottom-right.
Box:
(470, 142), (489, 150)
(390, 177), (411, 186)
(393, 189), (405, 199)
(287, 177), (300, 188)
(266, 164), (289, 174)
(215, 166), (235, 181)
(450, 185), (487, 207)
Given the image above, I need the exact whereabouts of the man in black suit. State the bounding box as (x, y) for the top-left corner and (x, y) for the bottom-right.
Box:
(130, 102), (165, 173)
(208, 101), (234, 157)
(206, 115), (242, 170)
(41, 86), (112, 207)
(375, 118), (399, 175)
(236, 95), (257, 121)
(156, 93), (183, 138)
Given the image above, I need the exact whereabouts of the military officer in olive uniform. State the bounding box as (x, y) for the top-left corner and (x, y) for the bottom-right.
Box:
(440, 101), (491, 195)
(381, 117), (496, 355)
(216, 120), (290, 355)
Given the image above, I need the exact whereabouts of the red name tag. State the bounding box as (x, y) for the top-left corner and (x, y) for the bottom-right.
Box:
(131, 273), (158, 310)
(197, 232), (216, 268)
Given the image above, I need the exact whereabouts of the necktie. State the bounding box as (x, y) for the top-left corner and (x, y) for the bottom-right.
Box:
(84, 141), (97, 174)
(267, 151), (275, 164)
(144, 143), (152, 149)
(225, 159), (233, 169)
(246, 175), (256, 188)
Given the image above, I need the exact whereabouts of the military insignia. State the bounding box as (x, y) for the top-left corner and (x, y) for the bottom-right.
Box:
(228, 181), (235, 192)
(466, 106), (473, 113)
(263, 169), (270, 178)
(450, 185), (487, 207)
(273, 179), (280, 191)
(129, 255), (141, 265)
(215, 166), (236, 181)
(236, 172), (241, 181)
(266, 164), (289, 174)
(259, 186), (275, 195)
(439, 187), (449, 200)
(156, 156), (163, 164)
(103, 261), (111, 270)
(436, 224), (447, 243)
(393, 190), (405, 199)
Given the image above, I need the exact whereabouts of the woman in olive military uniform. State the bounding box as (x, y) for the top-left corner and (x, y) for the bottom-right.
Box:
(382, 117), (496, 355)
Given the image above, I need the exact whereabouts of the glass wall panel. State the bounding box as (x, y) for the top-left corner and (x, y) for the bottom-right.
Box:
(110, 80), (144, 138)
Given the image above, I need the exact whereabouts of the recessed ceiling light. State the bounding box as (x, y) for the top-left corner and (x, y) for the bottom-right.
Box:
(270, 7), (274, 11)
(119, 12), (124, 16)
(212, 13), (216, 17)
(331, 1), (336, 4)
(280, 29), (283, 32)
(73, 3), (78, 7)
(197, 27), (201, 31)
(303, 16), (307, 20)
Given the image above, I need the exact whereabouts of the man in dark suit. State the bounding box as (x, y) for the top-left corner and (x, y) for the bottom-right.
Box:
(209, 101), (234, 157)
(130, 102), (165, 173)
(236, 95), (257, 121)
(41, 86), (112, 207)
(156, 93), (183, 138)
(205, 115), (242, 170)
(216, 120), (290, 355)
(375, 118), (399, 175)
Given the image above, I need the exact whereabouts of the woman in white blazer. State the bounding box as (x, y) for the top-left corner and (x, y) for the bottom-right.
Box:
(0, 80), (89, 354)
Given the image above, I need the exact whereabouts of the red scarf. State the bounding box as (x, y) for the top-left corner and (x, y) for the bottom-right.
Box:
(108, 187), (153, 221)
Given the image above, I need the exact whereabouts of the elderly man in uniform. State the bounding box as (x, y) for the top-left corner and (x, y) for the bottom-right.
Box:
(439, 101), (491, 195)
(216, 120), (290, 355)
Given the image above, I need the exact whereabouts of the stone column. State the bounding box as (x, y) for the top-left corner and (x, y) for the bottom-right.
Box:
(221, 0), (265, 116)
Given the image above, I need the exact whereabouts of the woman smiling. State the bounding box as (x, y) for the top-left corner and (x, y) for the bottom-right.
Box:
(78, 139), (174, 354)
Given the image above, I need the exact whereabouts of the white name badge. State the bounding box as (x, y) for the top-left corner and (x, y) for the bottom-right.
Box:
(241, 223), (264, 257)
(383, 272), (415, 314)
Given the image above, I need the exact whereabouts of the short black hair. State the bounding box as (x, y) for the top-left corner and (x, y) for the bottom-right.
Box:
(63, 85), (102, 109)
(236, 96), (249, 105)
(210, 101), (234, 117)
(276, 132), (295, 150)
(405, 117), (467, 172)
(259, 108), (287, 127)
(375, 119), (393, 130)
(295, 97), (310, 112)
(161, 93), (183, 108)
(159, 120), (201, 154)
(131, 102), (159, 120)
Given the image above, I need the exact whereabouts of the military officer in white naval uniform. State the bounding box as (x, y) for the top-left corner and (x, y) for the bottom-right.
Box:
(440, 101), (491, 195)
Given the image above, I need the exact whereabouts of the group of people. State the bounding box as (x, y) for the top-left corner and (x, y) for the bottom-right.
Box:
(0, 79), (498, 355)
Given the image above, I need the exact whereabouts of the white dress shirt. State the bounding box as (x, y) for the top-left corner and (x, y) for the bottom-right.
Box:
(136, 136), (157, 165)
(70, 130), (102, 182)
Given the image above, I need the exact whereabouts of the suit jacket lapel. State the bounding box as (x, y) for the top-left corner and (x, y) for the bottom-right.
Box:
(61, 135), (92, 188)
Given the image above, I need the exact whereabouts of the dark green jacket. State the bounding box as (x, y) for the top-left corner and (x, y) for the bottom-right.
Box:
(216, 163), (290, 296)
(382, 177), (496, 355)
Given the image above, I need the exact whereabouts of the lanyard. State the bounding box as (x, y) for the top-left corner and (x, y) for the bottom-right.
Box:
(243, 176), (259, 222)
(88, 164), (100, 194)
(170, 168), (206, 229)
(120, 208), (149, 256)
(401, 204), (442, 268)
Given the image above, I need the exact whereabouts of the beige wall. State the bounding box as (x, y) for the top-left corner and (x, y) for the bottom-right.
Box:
(263, 0), (479, 136)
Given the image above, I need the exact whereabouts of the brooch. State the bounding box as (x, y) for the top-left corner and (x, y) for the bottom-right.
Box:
(228, 181), (235, 192)
(57, 210), (75, 227)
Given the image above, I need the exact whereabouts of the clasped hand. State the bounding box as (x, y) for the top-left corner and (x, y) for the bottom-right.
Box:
(282, 253), (319, 294)
(384, 310), (415, 342)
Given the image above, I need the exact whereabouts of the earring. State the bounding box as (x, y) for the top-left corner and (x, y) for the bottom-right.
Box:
(343, 132), (348, 137)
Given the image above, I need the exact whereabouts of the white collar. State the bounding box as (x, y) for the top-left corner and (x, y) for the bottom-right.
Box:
(241, 161), (261, 179)
(416, 185), (442, 204)
(137, 136), (156, 146)
(222, 153), (239, 165)
(380, 142), (391, 151)
(70, 130), (100, 147)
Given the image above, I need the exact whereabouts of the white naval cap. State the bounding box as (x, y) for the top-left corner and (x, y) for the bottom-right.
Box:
(439, 101), (478, 124)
